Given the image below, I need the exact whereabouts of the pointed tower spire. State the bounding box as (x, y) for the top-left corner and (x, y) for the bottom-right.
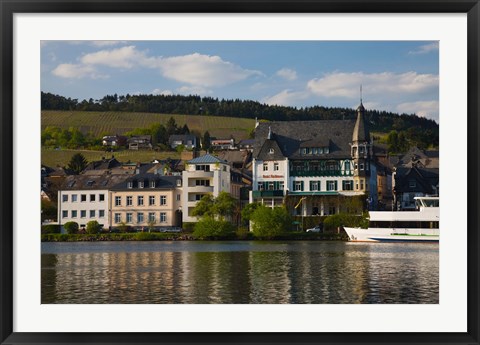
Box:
(353, 97), (368, 143)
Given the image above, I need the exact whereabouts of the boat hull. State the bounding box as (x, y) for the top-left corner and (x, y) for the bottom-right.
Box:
(343, 227), (439, 243)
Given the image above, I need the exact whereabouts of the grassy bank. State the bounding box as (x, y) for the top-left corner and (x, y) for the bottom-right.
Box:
(41, 231), (347, 242)
(41, 148), (180, 168)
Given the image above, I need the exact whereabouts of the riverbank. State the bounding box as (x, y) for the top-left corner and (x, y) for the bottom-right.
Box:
(41, 232), (348, 242)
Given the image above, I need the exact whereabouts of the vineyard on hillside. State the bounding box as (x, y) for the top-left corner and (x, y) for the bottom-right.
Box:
(41, 111), (256, 140)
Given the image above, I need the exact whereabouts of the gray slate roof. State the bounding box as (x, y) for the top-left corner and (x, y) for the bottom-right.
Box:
(188, 154), (227, 164)
(110, 174), (181, 191)
(61, 174), (130, 190)
(254, 120), (356, 160)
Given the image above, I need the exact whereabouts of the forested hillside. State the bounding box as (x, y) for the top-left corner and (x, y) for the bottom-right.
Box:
(41, 92), (439, 151)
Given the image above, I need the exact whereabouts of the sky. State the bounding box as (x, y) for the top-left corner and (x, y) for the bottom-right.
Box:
(41, 41), (439, 122)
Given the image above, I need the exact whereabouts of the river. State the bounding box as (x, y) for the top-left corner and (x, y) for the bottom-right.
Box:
(41, 241), (439, 304)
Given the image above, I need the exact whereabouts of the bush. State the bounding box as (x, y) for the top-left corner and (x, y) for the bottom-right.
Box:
(193, 216), (235, 239)
(251, 205), (292, 239)
(64, 221), (79, 234)
(86, 220), (102, 234)
(323, 212), (369, 232)
(181, 222), (196, 233)
(41, 224), (61, 234)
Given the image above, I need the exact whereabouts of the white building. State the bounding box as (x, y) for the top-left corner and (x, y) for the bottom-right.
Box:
(57, 175), (127, 230)
(182, 154), (231, 223)
(251, 102), (378, 220)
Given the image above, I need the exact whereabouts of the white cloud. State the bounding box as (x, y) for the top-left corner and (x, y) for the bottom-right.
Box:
(307, 71), (438, 98)
(151, 88), (173, 96)
(396, 100), (439, 118)
(52, 63), (108, 79)
(156, 53), (262, 87)
(176, 85), (212, 96)
(80, 46), (151, 69)
(408, 42), (439, 55)
(263, 89), (308, 107)
(276, 68), (297, 81)
(91, 41), (128, 47)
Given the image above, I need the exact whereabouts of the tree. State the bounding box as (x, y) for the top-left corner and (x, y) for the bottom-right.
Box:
(191, 194), (215, 218)
(250, 205), (292, 239)
(202, 131), (211, 151)
(193, 216), (235, 239)
(166, 117), (178, 136)
(64, 221), (79, 234)
(86, 220), (102, 234)
(213, 191), (237, 219)
(241, 202), (260, 224)
(67, 153), (88, 174)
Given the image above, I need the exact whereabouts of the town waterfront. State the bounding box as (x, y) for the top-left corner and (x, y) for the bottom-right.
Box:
(42, 241), (438, 304)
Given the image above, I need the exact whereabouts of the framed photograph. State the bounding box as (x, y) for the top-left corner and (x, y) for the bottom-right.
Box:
(1, 1), (479, 344)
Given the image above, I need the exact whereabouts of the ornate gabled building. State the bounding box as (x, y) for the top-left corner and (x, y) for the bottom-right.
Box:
(251, 103), (378, 220)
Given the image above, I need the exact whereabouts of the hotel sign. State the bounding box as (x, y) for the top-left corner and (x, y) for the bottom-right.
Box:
(262, 175), (284, 178)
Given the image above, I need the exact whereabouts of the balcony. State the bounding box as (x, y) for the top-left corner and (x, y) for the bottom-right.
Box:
(187, 186), (214, 193)
(290, 170), (353, 177)
(252, 190), (284, 198)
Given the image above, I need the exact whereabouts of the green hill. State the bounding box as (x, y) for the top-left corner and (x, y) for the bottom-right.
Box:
(41, 111), (256, 140)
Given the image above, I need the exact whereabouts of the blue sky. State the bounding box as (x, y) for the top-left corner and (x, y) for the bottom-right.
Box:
(41, 41), (439, 122)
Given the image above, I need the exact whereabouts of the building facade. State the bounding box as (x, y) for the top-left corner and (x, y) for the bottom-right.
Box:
(182, 154), (231, 223)
(109, 174), (183, 229)
(251, 103), (378, 219)
(57, 175), (127, 229)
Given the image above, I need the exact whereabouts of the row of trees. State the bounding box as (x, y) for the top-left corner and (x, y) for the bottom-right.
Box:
(41, 92), (439, 151)
(42, 126), (100, 149)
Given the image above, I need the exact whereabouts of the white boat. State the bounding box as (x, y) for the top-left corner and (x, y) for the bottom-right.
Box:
(344, 196), (439, 242)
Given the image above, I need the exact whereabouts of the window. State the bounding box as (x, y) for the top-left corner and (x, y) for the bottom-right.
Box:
(176, 194), (181, 201)
(150, 180), (156, 188)
(99, 194), (105, 202)
(72, 194), (77, 202)
(139, 181), (144, 189)
(324, 147), (329, 154)
(344, 161), (351, 172)
(327, 181), (337, 191)
(342, 180), (354, 191)
(62, 194), (68, 202)
(160, 212), (167, 223)
(160, 195), (167, 205)
(195, 194), (204, 201)
(176, 179), (182, 187)
(126, 213), (132, 223)
(359, 146), (364, 154)
(360, 163), (364, 170)
(138, 196), (144, 206)
(366, 163), (369, 171)
(81, 194), (87, 202)
(328, 206), (336, 215)
(310, 181), (320, 191)
(319, 147), (323, 154)
(294, 181), (304, 191)
(115, 196), (121, 206)
(80, 210), (86, 218)
(274, 162), (279, 171)
(312, 148), (317, 155)
(196, 180), (210, 186)
(137, 213), (144, 224)
(149, 196), (155, 206)
(360, 180), (364, 190)
(71, 210), (77, 218)
(126, 196), (133, 206)
(62, 210), (68, 218)
(99, 210), (105, 218)
(89, 210), (95, 218)
(263, 163), (268, 171)
(115, 213), (121, 223)
(356, 182), (359, 190)
(269, 148), (274, 154)
(354, 164), (358, 170)
(148, 212), (156, 223)
(90, 194), (96, 202)
(127, 181), (133, 189)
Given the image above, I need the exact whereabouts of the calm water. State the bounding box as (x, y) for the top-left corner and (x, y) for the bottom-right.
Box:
(41, 241), (439, 304)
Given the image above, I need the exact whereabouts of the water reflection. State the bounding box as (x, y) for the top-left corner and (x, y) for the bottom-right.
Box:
(41, 241), (439, 304)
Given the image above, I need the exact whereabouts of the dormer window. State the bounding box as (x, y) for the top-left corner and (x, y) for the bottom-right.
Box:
(269, 148), (274, 154)
(127, 181), (133, 189)
(139, 181), (144, 189)
(150, 180), (156, 188)
(324, 147), (329, 154)
(176, 179), (182, 187)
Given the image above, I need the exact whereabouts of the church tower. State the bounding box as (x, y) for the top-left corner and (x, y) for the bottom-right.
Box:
(351, 93), (372, 193)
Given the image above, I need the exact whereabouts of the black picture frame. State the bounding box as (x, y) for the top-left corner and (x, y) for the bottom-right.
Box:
(1, 1), (479, 344)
